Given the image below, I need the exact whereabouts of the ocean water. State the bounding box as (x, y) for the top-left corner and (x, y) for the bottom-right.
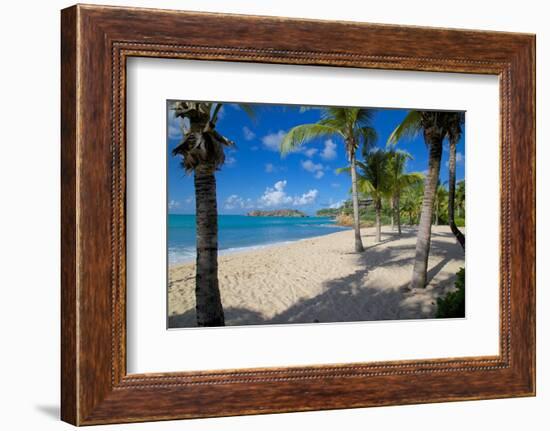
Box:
(168, 214), (349, 266)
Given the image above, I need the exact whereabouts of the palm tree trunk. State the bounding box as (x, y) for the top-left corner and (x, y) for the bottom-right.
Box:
(375, 198), (382, 242)
(194, 164), (225, 326)
(448, 135), (465, 249)
(390, 196), (395, 230)
(410, 130), (444, 289)
(396, 194), (402, 235)
(349, 151), (365, 252)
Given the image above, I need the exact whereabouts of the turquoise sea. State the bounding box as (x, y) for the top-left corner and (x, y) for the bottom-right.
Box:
(168, 214), (349, 265)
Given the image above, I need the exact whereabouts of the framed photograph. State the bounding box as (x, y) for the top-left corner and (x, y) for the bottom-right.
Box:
(61, 4), (535, 425)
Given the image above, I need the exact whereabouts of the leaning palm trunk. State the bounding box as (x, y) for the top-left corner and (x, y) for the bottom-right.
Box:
(448, 135), (465, 249)
(194, 163), (225, 326)
(410, 129), (444, 289)
(349, 150), (365, 252)
(375, 198), (382, 242)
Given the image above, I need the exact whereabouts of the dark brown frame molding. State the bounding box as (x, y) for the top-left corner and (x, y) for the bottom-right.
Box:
(61, 4), (536, 425)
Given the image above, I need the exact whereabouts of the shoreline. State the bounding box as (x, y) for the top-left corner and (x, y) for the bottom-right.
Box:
(168, 224), (351, 266)
(168, 225), (465, 328)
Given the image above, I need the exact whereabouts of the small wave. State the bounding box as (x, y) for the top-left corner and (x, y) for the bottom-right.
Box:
(169, 240), (298, 265)
(168, 228), (350, 266)
(168, 248), (196, 265)
(220, 241), (296, 256)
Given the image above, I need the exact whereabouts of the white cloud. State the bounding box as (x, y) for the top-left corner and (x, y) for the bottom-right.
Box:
(303, 147), (318, 158)
(293, 189), (319, 205)
(184, 196), (194, 204)
(261, 130), (322, 157)
(259, 180), (293, 207)
(243, 126), (256, 141)
(168, 199), (180, 210)
(301, 159), (325, 179)
(224, 194), (254, 210)
(320, 139), (337, 160)
(301, 160), (323, 173)
(261, 130), (286, 151)
(259, 180), (319, 207)
(331, 182), (341, 188)
(168, 115), (183, 140)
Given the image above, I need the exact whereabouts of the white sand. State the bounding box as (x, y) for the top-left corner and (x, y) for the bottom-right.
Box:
(168, 225), (465, 327)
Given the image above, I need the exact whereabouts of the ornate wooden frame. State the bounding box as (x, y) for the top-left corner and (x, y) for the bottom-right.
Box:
(61, 4), (536, 425)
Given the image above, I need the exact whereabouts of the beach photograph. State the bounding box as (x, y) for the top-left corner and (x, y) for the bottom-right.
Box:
(167, 101), (466, 328)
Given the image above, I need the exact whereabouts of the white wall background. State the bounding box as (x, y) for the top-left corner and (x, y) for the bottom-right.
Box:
(0, 0), (546, 429)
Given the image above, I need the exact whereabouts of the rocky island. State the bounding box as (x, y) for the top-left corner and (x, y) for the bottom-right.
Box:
(247, 209), (307, 217)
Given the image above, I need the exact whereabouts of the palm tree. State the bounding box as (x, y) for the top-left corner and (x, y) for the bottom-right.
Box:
(388, 110), (453, 289)
(386, 150), (424, 235)
(401, 182), (424, 225)
(281, 108), (377, 252)
(171, 101), (253, 327)
(446, 113), (465, 249)
(433, 182), (449, 226)
(355, 149), (391, 243)
(455, 180), (465, 219)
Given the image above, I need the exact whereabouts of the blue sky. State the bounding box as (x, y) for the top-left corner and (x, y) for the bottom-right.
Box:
(167, 103), (465, 215)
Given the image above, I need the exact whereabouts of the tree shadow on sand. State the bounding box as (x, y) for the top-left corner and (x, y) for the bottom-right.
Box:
(168, 228), (463, 329)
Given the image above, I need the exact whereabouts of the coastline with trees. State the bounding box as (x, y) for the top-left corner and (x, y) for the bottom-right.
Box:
(168, 102), (466, 328)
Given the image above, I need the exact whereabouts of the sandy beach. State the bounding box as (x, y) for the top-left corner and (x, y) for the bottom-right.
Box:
(168, 225), (465, 327)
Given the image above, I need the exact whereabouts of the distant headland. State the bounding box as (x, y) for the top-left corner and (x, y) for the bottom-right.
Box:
(247, 209), (306, 217)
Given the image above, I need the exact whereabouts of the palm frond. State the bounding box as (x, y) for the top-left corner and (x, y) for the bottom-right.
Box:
(335, 166), (351, 175)
(387, 110), (422, 146)
(321, 107), (348, 126)
(355, 108), (376, 128)
(398, 172), (424, 188)
(236, 103), (257, 121)
(357, 177), (375, 195)
(391, 149), (413, 161)
(318, 117), (345, 130)
(358, 127), (378, 157)
(355, 160), (369, 173)
(210, 102), (224, 125)
(337, 161), (369, 176)
(280, 123), (339, 155)
(355, 149), (392, 200)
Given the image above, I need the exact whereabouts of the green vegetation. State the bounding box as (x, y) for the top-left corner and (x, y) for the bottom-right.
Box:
(356, 149), (392, 242)
(172, 100), (467, 327)
(316, 208), (342, 217)
(436, 267), (465, 318)
(333, 149), (423, 240)
(317, 180), (465, 231)
(388, 111), (466, 289)
(386, 150), (424, 234)
(282, 107), (378, 252)
(247, 209), (306, 217)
